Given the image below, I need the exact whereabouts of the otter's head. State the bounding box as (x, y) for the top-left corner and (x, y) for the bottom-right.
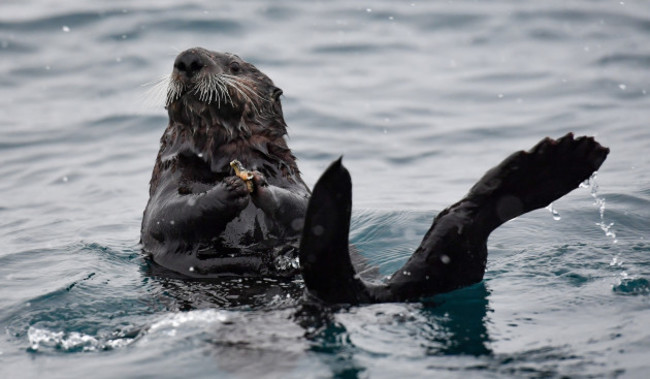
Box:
(165, 47), (286, 139)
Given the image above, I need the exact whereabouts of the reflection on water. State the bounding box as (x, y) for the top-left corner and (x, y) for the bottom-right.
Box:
(421, 283), (492, 357)
(302, 283), (492, 377)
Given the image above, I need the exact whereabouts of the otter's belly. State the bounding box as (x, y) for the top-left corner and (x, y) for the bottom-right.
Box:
(148, 201), (300, 279)
(219, 202), (273, 247)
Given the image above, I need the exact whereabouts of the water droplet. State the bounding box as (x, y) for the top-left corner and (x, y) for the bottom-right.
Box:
(169, 220), (175, 225)
(497, 93), (504, 98)
(312, 225), (324, 236)
(62, 26), (70, 32)
(291, 217), (304, 231)
(440, 255), (450, 264)
(62, 176), (68, 183)
(403, 270), (411, 276)
(589, 173), (617, 242)
(546, 203), (561, 221)
(618, 84), (627, 90)
(366, 8), (372, 13)
(189, 266), (195, 272)
(388, 16), (394, 21)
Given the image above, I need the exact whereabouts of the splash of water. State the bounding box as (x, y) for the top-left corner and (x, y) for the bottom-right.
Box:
(546, 203), (561, 221)
(140, 74), (173, 110)
(586, 172), (617, 243)
(27, 327), (133, 353)
(585, 172), (629, 291)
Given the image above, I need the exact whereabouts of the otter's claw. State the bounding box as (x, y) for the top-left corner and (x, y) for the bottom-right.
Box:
(230, 160), (254, 193)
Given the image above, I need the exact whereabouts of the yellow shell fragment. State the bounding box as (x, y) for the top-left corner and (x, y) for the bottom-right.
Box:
(229, 160), (254, 193)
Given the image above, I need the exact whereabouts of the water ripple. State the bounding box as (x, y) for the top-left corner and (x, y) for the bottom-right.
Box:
(1, 0), (649, 377)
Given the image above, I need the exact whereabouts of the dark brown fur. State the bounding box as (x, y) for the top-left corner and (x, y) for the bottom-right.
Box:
(141, 48), (309, 278)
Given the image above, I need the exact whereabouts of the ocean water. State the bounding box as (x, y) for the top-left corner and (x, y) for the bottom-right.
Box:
(1, 0), (649, 377)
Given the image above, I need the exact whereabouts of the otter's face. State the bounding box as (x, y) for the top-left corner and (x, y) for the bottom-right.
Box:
(166, 47), (283, 120)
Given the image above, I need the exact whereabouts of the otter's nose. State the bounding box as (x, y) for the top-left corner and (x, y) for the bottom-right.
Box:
(174, 51), (205, 78)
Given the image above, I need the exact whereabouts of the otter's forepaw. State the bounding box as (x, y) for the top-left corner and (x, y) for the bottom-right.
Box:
(250, 171), (269, 192)
(224, 176), (251, 199)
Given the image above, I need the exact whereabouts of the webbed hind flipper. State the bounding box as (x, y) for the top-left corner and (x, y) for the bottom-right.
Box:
(385, 133), (609, 301)
(299, 134), (609, 304)
(467, 133), (609, 234)
(299, 158), (373, 304)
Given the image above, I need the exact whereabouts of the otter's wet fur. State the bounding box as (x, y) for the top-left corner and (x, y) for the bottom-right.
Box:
(141, 47), (309, 279)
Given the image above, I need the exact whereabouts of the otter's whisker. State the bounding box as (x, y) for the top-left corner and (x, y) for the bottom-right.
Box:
(215, 80), (228, 108)
(197, 74), (228, 107)
(222, 77), (262, 103)
(141, 74), (176, 109)
(185, 71), (269, 118)
(222, 78), (263, 117)
(221, 81), (235, 108)
(221, 74), (266, 99)
(167, 76), (184, 106)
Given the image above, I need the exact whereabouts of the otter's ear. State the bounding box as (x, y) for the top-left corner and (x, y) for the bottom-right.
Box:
(271, 87), (284, 116)
(271, 87), (283, 101)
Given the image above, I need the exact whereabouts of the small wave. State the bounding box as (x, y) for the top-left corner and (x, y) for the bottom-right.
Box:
(0, 11), (109, 32)
(27, 327), (134, 353)
(148, 309), (231, 333)
(149, 18), (242, 34)
(311, 42), (412, 55)
(596, 53), (650, 68)
(612, 276), (650, 296)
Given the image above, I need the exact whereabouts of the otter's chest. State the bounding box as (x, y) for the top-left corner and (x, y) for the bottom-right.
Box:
(219, 201), (277, 247)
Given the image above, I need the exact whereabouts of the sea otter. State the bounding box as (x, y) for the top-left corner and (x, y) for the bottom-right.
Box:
(141, 47), (310, 278)
(142, 47), (609, 304)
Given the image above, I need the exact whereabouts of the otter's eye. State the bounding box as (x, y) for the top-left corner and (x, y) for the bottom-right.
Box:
(230, 62), (241, 73)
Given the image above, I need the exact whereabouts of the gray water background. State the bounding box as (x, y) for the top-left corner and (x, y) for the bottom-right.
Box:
(1, 1), (649, 377)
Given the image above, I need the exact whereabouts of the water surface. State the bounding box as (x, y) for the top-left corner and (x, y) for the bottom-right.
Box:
(1, 1), (649, 377)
